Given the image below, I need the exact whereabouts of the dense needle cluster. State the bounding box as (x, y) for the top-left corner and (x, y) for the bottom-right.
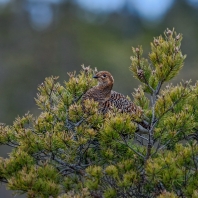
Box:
(1, 29), (197, 198)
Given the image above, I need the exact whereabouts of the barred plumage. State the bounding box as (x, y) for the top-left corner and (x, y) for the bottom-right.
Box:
(82, 71), (142, 115)
(102, 91), (141, 114)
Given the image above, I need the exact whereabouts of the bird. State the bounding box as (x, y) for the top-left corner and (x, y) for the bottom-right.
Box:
(81, 71), (114, 107)
(81, 71), (142, 116)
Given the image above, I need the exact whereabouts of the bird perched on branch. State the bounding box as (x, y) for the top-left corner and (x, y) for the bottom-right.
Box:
(81, 71), (142, 115)
(81, 71), (149, 133)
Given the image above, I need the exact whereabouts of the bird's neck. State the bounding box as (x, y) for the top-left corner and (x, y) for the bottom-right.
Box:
(98, 83), (113, 97)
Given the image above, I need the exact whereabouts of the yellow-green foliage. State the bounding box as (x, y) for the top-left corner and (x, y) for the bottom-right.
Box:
(0, 30), (198, 198)
(133, 85), (150, 110)
(130, 46), (154, 92)
(146, 142), (198, 196)
(8, 165), (61, 198)
(157, 191), (179, 198)
(149, 29), (186, 82)
(130, 28), (186, 93)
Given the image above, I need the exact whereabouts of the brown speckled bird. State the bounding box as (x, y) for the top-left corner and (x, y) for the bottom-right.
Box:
(81, 71), (142, 115)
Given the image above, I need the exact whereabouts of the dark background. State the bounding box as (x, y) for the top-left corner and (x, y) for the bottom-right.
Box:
(0, 0), (198, 197)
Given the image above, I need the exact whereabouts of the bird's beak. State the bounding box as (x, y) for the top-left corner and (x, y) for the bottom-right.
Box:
(93, 75), (98, 78)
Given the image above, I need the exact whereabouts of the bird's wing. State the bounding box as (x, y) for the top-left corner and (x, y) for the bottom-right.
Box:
(109, 91), (140, 113)
(82, 87), (103, 103)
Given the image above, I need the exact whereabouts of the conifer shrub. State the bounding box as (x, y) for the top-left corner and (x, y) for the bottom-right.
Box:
(0, 29), (198, 198)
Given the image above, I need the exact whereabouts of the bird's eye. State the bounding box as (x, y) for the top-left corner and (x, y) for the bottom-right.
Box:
(103, 74), (106, 77)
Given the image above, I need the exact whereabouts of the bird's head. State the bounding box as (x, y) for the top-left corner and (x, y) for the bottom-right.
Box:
(93, 71), (114, 88)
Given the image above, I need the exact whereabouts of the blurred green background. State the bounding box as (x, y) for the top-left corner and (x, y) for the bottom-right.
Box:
(0, 0), (198, 197)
